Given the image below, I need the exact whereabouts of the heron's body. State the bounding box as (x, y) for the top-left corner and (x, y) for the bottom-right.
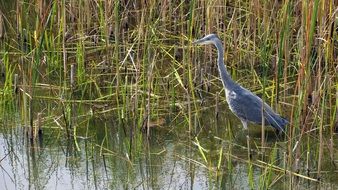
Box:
(193, 34), (288, 133)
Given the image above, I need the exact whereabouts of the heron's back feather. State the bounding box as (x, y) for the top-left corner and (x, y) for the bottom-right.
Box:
(226, 85), (287, 132)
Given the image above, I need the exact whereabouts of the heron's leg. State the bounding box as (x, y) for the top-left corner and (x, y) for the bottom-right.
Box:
(240, 120), (248, 129)
(240, 119), (250, 138)
(234, 119), (249, 140)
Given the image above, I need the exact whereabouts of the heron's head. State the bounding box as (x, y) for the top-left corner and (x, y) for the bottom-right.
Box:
(192, 34), (220, 45)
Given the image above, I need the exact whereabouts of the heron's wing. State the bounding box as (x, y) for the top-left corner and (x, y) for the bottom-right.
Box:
(231, 86), (287, 131)
(231, 87), (275, 121)
(230, 87), (265, 123)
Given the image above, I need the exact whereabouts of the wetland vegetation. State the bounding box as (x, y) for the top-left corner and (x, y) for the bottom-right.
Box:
(0, 0), (337, 189)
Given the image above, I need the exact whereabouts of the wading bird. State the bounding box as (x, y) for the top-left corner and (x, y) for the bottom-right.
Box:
(193, 34), (288, 133)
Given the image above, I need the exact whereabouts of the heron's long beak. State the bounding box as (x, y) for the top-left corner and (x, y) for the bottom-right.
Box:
(192, 39), (202, 45)
(192, 38), (208, 45)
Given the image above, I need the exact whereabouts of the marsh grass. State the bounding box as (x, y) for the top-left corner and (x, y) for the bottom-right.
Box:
(0, 0), (337, 189)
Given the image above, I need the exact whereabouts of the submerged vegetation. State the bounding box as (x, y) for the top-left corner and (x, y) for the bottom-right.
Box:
(0, 0), (337, 189)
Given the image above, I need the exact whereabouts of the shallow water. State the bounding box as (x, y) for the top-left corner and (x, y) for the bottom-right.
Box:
(0, 102), (337, 190)
(0, 102), (254, 189)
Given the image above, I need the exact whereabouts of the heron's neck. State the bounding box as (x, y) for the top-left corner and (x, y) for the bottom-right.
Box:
(214, 40), (235, 89)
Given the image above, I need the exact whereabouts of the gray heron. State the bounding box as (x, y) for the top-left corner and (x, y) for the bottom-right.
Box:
(193, 34), (288, 133)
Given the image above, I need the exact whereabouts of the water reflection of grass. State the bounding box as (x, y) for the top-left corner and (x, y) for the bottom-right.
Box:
(0, 0), (337, 189)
